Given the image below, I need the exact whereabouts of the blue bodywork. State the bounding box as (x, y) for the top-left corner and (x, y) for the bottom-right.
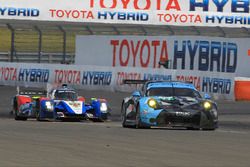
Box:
(146, 82), (196, 90)
(122, 81), (218, 130)
(139, 82), (193, 126)
(35, 85), (109, 121)
(38, 99), (105, 121)
(14, 85), (109, 121)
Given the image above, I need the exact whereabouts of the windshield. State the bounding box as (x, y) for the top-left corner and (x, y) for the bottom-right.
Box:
(54, 90), (78, 101)
(146, 87), (201, 98)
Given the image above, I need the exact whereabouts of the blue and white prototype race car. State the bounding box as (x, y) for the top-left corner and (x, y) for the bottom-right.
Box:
(12, 84), (110, 122)
(121, 80), (218, 130)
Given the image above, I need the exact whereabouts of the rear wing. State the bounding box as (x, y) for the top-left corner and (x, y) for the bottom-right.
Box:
(17, 86), (47, 97)
(123, 79), (195, 91)
(123, 80), (148, 85)
(122, 80), (148, 92)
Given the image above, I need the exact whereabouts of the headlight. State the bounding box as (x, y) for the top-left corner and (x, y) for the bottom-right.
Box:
(203, 101), (212, 110)
(147, 99), (158, 109)
(100, 103), (108, 112)
(91, 97), (97, 101)
(45, 101), (54, 111)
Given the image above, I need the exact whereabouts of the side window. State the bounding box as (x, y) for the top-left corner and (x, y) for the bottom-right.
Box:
(194, 90), (202, 98)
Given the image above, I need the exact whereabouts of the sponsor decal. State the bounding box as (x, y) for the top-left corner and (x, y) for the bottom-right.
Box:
(0, 7), (39, 17)
(176, 75), (201, 91)
(90, 0), (248, 13)
(202, 77), (231, 94)
(65, 101), (82, 114)
(111, 39), (168, 68)
(98, 11), (148, 21)
(0, 67), (17, 81)
(90, 0), (250, 26)
(18, 68), (49, 82)
(0, 0), (250, 27)
(90, 0), (182, 11)
(116, 72), (141, 86)
(49, 9), (94, 20)
(0, 66), (49, 83)
(190, 0), (249, 13)
(108, 38), (238, 73)
(206, 15), (250, 26)
(82, 71), (112, 86)
(144, 73), (172, 81)
(173, 40), (237, 73)
(69, 102), (81, 108)
(54, 69), (81, 84)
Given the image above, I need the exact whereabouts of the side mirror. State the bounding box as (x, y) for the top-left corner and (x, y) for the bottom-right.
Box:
(204, 93), (211, 100)
(159, 60), (170, 69)
(132, 91), (141, 97)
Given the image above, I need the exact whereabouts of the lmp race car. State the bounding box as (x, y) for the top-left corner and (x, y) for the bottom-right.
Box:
(121, 80), (218, 130)
(12, 84), (110, 121)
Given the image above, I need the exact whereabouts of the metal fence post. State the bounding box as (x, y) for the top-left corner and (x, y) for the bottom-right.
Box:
(34, 26), (42, 63)
(58, 26), (66, 64)
(7, 24), (15, 62)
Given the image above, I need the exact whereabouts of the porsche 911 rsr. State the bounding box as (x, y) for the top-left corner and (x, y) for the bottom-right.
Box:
(121, 80), (218, 130)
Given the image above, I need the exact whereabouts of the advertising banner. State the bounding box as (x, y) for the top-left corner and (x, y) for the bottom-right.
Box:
(0, 62), (235, 100)
(0, 0), (249, 28)
(115, 67), (234, 100)
(76, 35), (250, 77)
(0, 63), (115, 91)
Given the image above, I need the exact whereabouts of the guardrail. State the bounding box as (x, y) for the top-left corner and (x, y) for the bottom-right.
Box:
(0, 52), (74, 64)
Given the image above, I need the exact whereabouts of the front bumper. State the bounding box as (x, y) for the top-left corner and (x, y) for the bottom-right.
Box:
(154, 110), (201, 127)
(140, 108), (217, 129)
(55, 112), (86, 120)
(141, 109), (201, 128)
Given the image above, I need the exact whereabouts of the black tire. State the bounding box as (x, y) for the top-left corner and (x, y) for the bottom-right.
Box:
(121, 103), (129, 128)
(135, 105), (143, 129)
(202, 127), (215, 131)
(92, 118), (104, 122)
(10, 110), (13, 115)
(101, 113), (108, 121)
(15, 116), (27, 121)
(36, 110), (42, 121)
(136, 105), (150, 129)
(186, 127), (200, 130)
(202, 122), (217, 131)
(14, 111), (27, 121)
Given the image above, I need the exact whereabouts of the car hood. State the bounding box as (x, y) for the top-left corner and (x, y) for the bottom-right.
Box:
(153, 96), (203, 109)
(55, 100), (83, 114)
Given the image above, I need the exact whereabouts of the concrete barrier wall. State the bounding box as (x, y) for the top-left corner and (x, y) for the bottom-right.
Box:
(0, 62), (235, 100)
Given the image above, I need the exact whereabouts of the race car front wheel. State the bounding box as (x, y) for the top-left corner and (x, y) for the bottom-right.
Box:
(135, 106), (143, 129)
(135, 105), (150, 129)
(36, 110), (42, 121)
(14, 111), (27, 121)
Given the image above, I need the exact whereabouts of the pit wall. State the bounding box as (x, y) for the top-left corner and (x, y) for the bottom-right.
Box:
(0, 62), (234, 100)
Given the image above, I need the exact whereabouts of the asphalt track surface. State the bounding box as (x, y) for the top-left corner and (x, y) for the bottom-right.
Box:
(0, 86), (250, 167)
